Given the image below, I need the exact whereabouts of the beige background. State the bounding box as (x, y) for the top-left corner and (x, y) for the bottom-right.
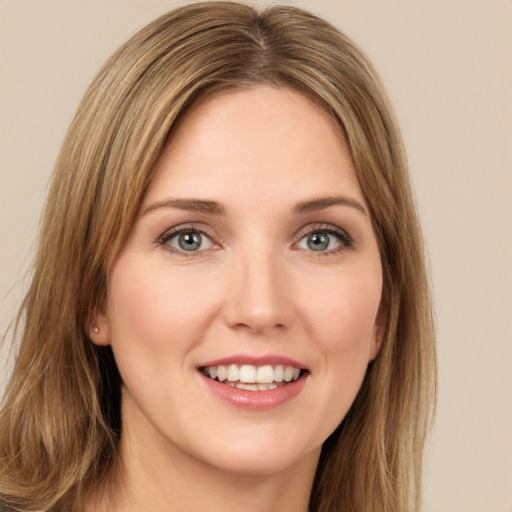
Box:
(1, 1), (511, 510)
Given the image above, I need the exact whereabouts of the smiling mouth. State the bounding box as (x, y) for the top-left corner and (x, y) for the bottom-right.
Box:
(201, 364), (306, 391)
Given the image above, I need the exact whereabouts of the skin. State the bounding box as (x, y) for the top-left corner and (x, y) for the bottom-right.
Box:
(91, 86), (383, 512)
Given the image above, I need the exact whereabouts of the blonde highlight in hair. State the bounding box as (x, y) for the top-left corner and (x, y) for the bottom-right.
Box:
(0, 3), (436, 511)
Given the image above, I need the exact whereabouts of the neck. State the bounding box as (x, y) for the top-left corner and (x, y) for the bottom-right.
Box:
(87, 402), (320, 512)
(117, 453), (316, 512)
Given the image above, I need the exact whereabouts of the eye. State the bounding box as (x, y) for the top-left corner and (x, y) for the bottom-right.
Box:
(296, 228), (351, 253)
(164, 229), (214, 252)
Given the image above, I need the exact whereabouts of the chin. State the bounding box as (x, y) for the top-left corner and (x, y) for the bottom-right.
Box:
(187, 425), (322, 477)
(207, 448), (319, 478)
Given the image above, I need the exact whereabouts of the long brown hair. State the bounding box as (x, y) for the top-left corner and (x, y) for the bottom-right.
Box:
(0, 3), (436, 511)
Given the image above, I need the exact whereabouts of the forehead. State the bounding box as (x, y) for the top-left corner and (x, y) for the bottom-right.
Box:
(143, 86), (365, 212)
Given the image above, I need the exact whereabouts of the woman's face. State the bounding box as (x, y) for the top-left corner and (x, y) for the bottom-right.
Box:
(94, 86), (383, 477)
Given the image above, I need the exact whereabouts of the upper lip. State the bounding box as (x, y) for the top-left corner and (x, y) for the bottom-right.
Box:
(198, 354), (307, 370)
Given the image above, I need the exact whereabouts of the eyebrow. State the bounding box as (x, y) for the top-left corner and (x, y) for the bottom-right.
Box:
(142, 195), (367, 217)
(292, 196), (367, 216)
(143, 198), (226, 216)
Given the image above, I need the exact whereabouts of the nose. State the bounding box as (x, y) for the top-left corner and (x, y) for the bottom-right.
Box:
(222, 247), (293, 335)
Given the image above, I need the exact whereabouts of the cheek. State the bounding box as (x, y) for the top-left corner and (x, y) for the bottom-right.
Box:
(301, 269), (382, 357)
(106, 257), (221, 374)
(287, 266), (382, 447)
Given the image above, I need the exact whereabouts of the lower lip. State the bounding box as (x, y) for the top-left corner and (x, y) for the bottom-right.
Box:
(200, 373), (307, 411)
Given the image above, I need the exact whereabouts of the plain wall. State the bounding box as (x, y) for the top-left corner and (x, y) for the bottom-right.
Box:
(1, 1), (511, 511)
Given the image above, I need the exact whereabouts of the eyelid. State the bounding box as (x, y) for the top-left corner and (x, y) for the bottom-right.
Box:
(157, 223), (221, 254)
(156, 222), (353, 256)
(293, 223), (354, 252)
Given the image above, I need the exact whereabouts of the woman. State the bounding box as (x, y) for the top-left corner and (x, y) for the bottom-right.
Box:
(0, 2), (436, 511)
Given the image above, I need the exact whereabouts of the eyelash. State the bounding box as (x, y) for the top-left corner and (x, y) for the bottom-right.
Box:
(294, 224), (354, 256)
(157, 223), (216, 257)
(157, 223), (353, 256)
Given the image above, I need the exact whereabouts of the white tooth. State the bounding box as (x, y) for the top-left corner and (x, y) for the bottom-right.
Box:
(269, 383), (278, 390)
(236, 383), (259, 391)
(256, 365), (274, 384)
(208, 366), (218, 379)
(217, 365), (227, 381)
(292, 368), (300, 381)
(227, 364), (239, 382)
(258, 383), (270, 391)
(226, 381), (235, 387)
(283, 366), (294, 382)
(274, 365), (284, 382)
(239, 365), (256, 383)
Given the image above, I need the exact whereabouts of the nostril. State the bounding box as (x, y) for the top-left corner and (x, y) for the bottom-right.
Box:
(232, 322), (286, 333)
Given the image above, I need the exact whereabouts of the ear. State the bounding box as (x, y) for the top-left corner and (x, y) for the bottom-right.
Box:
(369, 302), (387, 361)
(89, 309), (112, 346)
(369, 326), (382, 361)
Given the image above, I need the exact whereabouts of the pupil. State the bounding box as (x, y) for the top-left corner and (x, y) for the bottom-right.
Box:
(179, 232), (201, 251)
(308, 232), (329, 251)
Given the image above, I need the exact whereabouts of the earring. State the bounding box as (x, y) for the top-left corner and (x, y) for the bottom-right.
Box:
(93, 326), (99, 334)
